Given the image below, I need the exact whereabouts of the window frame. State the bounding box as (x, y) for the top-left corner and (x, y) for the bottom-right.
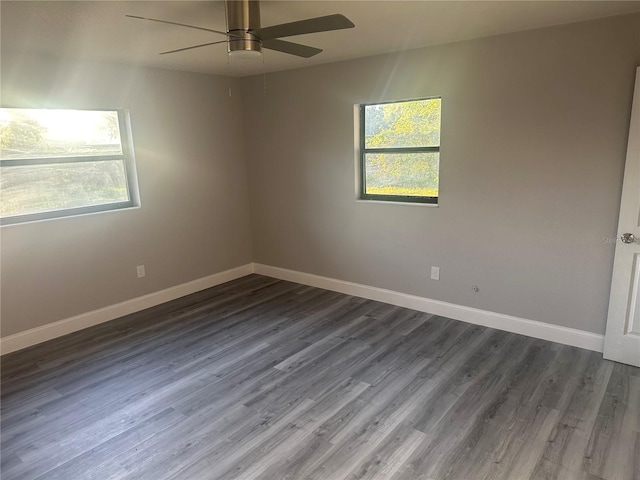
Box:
(359, 97), (441, 205)
(0, 109), (139, 225)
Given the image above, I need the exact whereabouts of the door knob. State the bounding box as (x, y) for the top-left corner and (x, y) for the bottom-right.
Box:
(621, 233), (636, 244)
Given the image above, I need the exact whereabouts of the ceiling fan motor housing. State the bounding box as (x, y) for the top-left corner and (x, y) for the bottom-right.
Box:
(126, 1), (353, 59)
(226, 0), (262, 55)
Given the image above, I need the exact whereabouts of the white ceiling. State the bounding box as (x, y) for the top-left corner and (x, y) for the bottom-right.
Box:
(2, 1), (640, 77)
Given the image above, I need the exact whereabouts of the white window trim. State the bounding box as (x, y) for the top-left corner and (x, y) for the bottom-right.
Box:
(0, 109), (140, 226)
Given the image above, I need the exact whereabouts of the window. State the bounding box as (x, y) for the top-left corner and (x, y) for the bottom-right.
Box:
(359, 97), (441, 204)
(0, 108), (139, 225)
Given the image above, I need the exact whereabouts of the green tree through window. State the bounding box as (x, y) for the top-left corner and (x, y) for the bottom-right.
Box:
(0, 108), (138, 224)
(360, 98), (441, 203)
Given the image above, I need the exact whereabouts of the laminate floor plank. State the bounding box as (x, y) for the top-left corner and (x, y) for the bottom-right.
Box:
(1, 365), (177, 456)
(1, 279), (292, 404)
(4, 281), (306, 412)
(392, 336), (539, 480)
(249, 428), (335, 480)
(429, 340), (562, 480)
(2, 274), (638, 480)
(360, 427), (428, 480)
(165, 398), (317, 480)
(301, 331), (505, 480)
(26, 408), (185, 480)
(583, 367), (640, 480)
(117, 403), (258, 480)
(2, 275), (280, 376)
(215, 378), (372, 480)
(476, 346), (582, 480)
(325, 326), (498, 449)
(529, 351), (615, 479)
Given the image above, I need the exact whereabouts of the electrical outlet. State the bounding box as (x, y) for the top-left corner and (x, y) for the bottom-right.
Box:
(430, 266), (440, 281)
(137, 265), (146, 278)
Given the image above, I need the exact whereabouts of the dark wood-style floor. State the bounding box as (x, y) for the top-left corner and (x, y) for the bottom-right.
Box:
(1, 275), (639, 480)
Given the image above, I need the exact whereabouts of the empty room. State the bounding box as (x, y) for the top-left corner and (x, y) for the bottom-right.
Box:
(1, 1), (640, 479)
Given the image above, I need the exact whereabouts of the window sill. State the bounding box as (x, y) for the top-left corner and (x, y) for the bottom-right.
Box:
(0, 204), (141, 227)
(355, 199), (439, 207)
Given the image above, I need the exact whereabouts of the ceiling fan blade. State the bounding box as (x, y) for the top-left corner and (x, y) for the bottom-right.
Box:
(160, 41), (228, 56)
(125, 15), (242, 38)
(252, 14), (354, 41)
(262, 39), (322, 58)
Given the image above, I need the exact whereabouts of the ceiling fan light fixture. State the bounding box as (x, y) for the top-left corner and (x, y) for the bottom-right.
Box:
(228, 48), (262, 59)
(227, 35), (262, 58)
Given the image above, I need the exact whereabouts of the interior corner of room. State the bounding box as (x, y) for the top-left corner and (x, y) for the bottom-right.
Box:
(3, 3), (640, 479)
(1, 4), (639, 363)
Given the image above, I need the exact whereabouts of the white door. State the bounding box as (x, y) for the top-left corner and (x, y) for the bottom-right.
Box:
(604, 66), (640, 367)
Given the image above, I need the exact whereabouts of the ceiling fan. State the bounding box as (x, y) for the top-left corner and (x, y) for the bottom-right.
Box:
(126, 0), (355, 59)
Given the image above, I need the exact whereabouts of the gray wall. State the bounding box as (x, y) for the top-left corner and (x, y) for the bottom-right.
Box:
(1, 54), (253, 337)
(2, 14), (639, 340)
(241, 14), (640, 335)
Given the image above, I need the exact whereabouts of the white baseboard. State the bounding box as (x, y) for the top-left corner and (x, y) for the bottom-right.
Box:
(253, 263), (605, 353)
(1, 262), (605, 356)
(0, 264), (254, 355)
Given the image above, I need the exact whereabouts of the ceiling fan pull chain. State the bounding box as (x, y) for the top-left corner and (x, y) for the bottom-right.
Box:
(224, 0), (232, 97)
(262, 53), (267, 97)
(227, 52), (232, 97)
